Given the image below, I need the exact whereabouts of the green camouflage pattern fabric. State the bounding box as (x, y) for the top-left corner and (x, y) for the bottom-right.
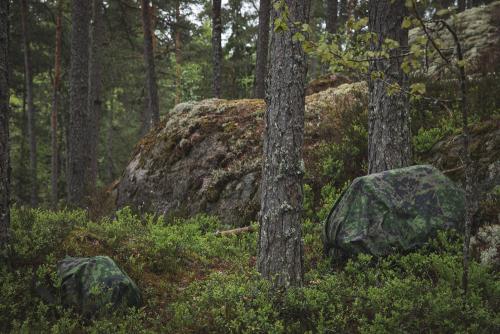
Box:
(58, 256), (142, 315)
(324, 165), (465, 259)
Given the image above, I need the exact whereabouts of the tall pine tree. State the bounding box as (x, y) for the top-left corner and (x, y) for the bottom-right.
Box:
(0, 0), (10, 250)
(20, 0), (37, 206)
(87, 0), (105, 192)
(254, 0), (270, 99)
(212, 0), (222, 98)
(141, 0), (160, 130)
(51, 0), (63, 207)
(258, 0), (310, 288)
(68, 0), (91, 206)
(368, 0), (411, 173)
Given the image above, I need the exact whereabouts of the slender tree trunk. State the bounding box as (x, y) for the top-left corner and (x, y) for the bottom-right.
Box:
(139, 88), (148, 137)
(439, 18), (475, 298)
(212, 0), (222, 98)
(61, 93), (70, 200)
(68, 0), (91, 207)
(254, 0), (270, 99)
(347, 0), (356, 18)
(0, 0), (10, 250)
(20, 0), (37, 206)
(87, 0), (105, 193)
(367, 0), (411, 174)
(106, 100), (114, 182)
(458, 0), (466, 11)
(151, 4), (158, 50)
(326, 0), (338, 34)
(175, 1), (182, 105)
(258, 0), (310, 289)
(338, 0), (348, 27)
(51, 0), (62, 208)
(19, 76), (29, 203)
(230, 2), (245, 99)
(141, 0), (159, 128)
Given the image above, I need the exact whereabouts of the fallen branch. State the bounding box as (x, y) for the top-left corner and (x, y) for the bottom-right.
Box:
(215, 225), (256, 237)
(442, 165), (464, 174)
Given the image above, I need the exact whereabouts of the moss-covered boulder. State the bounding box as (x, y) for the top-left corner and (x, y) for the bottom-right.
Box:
(116, 83), (368, 226)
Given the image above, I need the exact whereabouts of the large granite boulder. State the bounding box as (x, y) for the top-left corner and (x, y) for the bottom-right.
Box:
(116, 83), (368, 226)
(58, 256), (142, 316)
(323, 165), (465, 260)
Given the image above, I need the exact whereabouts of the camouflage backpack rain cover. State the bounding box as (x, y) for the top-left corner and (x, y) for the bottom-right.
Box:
(323, 165), (465, 260)
(58, 256), (142, 315)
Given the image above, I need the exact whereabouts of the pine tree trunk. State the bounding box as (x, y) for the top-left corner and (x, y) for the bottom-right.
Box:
(0, 0), (10, 250)
(68, 0), (91, 207)
(175, 1), (182, 105)
(139, 88), (149, 137)
(212, 0), (222, 98)
(51, 0), (62, 208)
(347, 0), (356, 19)
(326, 0), (338, 34)
(368, 0), (411, 174)
(258, 0), (310, 289)
(141, 0), (159, 127)
(254, 0), (270, 99)
(338, 0), (348, 27)
(19, 77), (29, 203)
(106, 100), (114, 182)
(20, 0), (37, 206)
(87, 0), (104, 193)
(230, 3), (244, 99)
(458, 0), (466, 11)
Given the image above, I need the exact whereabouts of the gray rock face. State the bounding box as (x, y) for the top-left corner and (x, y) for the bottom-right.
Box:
(117, 99), (264, 226)
(423, 120), (500, 224)
(116, 84), (369, 226)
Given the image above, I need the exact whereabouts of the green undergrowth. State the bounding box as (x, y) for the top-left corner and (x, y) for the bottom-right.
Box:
(1, 207), (499, 333)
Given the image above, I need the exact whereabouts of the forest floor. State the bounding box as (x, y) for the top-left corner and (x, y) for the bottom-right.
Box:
(1, 206), (498, 333)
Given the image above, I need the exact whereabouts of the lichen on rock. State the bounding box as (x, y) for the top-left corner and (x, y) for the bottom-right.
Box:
(116, 82), (369, 226)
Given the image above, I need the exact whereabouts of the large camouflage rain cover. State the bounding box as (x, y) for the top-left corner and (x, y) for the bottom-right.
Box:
(58, 256), (142, 315)
(323, 165), (465, 259)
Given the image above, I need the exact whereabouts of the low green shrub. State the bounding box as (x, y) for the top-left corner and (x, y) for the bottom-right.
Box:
(1, 208), (499, 333)
(168, 245), (499, 333)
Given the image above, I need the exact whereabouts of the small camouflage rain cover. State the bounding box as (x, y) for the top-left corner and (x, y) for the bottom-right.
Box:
(58, 256), (142, 315)
(323, 165), (465, 259)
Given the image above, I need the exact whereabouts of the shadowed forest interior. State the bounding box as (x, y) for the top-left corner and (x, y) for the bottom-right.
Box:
(0, 0), (499, 333)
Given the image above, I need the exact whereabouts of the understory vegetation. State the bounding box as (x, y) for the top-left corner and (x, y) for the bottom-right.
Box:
(1, 206), (498, 333)
(2, 78), (499, 332)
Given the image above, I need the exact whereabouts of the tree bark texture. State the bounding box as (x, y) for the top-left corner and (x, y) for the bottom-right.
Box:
(106, 99), (114, 182)
(212, 0), (222, 98)
(51, 0), (62, 208)
(68, 0), (91, 207)
(87, 0), (105, 193)
(254, 0), (270, 99)
(141, 0), (159, 128)
(258, 0), (310, 289)
(338, 0), (348, 27)
(0, 0), (10, 249)
(368, 0), (412, 174)
(458, 0), (466, 11)
(175, 1), (182, 105)
(326, 0), (338, 34)
(20, 0), (37, 206)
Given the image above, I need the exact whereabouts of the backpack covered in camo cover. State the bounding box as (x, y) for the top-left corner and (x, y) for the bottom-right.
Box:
(58, 256), (142, 316)
(323, 165), (465, 260)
